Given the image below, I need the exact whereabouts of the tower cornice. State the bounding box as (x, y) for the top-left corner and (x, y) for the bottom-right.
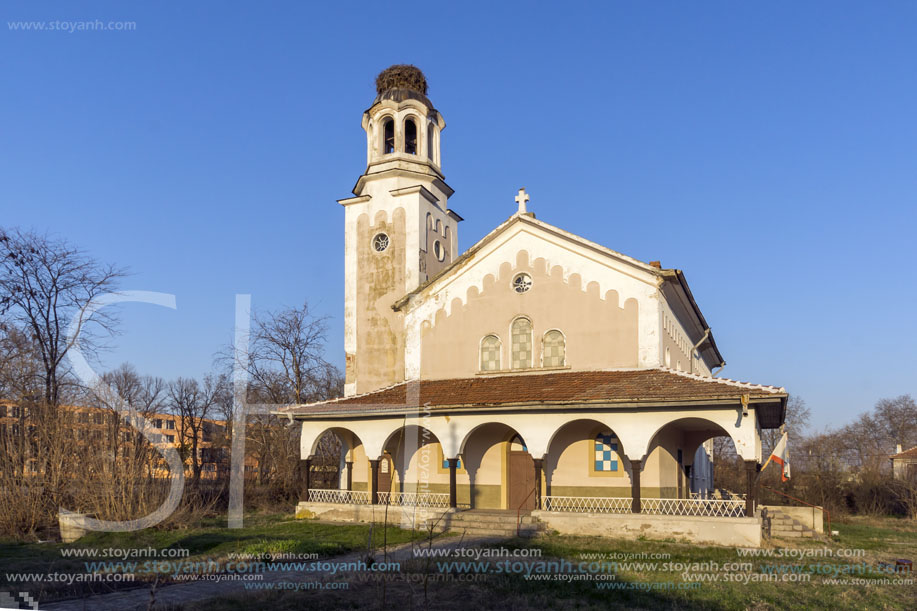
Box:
(352, 166), (454, 199)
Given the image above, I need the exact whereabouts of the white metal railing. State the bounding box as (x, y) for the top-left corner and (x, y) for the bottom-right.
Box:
(541, 495), (746, 517)
(542, 496), (633, 513)
(376, 492), (452, 508)
(642, 497), (746, 517)
(308, 489), (371, 505)
(692, 490), (747, 501)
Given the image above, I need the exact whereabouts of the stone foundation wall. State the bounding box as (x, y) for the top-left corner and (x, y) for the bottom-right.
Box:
(296, 501), (455, 532)
(531, 510), (762, 548)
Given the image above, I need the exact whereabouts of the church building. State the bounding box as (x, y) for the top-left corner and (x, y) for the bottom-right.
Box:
(279, 66), (787, 546)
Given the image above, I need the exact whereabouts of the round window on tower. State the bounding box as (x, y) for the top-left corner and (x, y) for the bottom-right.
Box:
(433, 240), (445, 262)
(512, 273), (532, 293)
(372, 233), (390, 253)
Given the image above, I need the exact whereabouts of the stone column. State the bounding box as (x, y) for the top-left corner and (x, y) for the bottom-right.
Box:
(447, 458), (458, 508)
(744, 460), (758, 516)
(345, 461), (354, 492)
(300, 457), (312, 502)
(533, 458), (544, 510)
(369, 459), (380, 505)
(630, 459), (642, 513)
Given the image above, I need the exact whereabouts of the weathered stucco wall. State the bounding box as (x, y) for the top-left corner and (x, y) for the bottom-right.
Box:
(645, 428), (686, 498)
(419, 251), (639, 379)
(421, 212), (455, 282)
(352, 209), (406, 393)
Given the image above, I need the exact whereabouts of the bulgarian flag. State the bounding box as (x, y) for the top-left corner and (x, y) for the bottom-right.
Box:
(763, 432), (790, 481)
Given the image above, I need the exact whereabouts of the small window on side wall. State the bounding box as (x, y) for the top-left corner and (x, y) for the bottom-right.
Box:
(543, 330), (565, 367)
(383, 119), (395, 154)
(481, 335), (501, 371)
(405, 118), (417, 155)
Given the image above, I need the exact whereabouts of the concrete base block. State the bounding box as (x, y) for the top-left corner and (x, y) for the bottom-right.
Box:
(531, 511), (763, 548)
(295, 502), (456, 532)
(762, 505), (824, 533)
(59, 513), (92, 543)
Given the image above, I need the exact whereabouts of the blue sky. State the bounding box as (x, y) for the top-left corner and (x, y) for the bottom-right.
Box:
(2, 2), (915, 431)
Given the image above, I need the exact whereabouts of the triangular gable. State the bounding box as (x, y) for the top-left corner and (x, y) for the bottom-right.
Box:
(393, 212), (662, 312)
(393, 210), (725, 369)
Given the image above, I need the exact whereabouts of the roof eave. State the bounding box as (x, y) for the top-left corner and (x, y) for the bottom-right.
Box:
(278, 394), (787, 420)
(660, 269), (726, 368)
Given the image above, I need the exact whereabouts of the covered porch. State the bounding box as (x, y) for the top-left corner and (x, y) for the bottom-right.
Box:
(279, 369), (786, 545)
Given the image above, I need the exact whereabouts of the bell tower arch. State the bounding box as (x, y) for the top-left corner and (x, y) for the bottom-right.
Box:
(339, 65), (462, 396)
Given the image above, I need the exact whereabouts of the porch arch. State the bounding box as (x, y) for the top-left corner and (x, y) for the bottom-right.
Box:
(615, 410), (758, 463)
(380, 424), (444, 495)
(299, 425), (366, 493)
(642, 417), (749, 500)
(459, 422), (534, 509)
(643, 417), (750, 463)
(543, 419), (634, 501)
(302, 425), (363, 460)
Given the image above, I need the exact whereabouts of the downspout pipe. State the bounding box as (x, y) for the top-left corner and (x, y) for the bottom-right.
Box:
(691, 328), (711, 374)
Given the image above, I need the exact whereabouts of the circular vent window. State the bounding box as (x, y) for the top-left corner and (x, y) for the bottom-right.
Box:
(372, 233), (390, 252)
(433, 240), (446, 262)
(512, 273), (532, 293)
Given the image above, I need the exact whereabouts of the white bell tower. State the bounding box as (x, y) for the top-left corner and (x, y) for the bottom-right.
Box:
(338, 65), (462, 396)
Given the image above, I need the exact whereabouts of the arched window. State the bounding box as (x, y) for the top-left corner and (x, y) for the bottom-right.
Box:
(510, 317), (533, 370)
(427, 124), (435, 160)
(594, 431), (619, 472)
(382, 119), (394, 154)
(480, 335), (501, 371)
(542, 330), (565, 367)
(404, 118), (417, 155)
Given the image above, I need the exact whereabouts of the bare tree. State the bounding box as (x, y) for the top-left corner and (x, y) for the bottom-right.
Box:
(86, 363), (166, 473)
(245, 302), (337, 405)
(0, 228), (126, 409)
(0, 228), (125, 534)
(168, 377), (217, 486)
(875, 395), (917, 455)
(221, 302), (343, 494)
(0, 323), (42, 403)
(761, 395), (810, 455)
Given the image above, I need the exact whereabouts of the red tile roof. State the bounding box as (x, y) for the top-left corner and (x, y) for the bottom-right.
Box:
(891, 446), (917, 460)
(279, 368), (785, 419)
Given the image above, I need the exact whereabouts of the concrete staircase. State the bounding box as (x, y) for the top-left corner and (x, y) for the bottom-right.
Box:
(441, 509), (546, 538)
(765, 508), (819, 539)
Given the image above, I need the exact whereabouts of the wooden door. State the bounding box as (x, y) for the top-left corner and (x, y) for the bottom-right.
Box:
(378, 454), (393, 494)
(508, 451), (535, 510)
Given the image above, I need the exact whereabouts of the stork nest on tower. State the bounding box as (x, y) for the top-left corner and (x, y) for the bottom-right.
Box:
(375, 65), (428, 95)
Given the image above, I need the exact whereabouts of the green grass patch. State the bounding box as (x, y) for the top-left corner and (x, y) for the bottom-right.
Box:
(189, 516), (917, 611)
(0, 513), (421, 604)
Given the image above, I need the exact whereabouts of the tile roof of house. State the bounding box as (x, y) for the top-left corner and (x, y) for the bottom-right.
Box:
(891, 446), (917, 460)
(278, 369), (786, 423)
